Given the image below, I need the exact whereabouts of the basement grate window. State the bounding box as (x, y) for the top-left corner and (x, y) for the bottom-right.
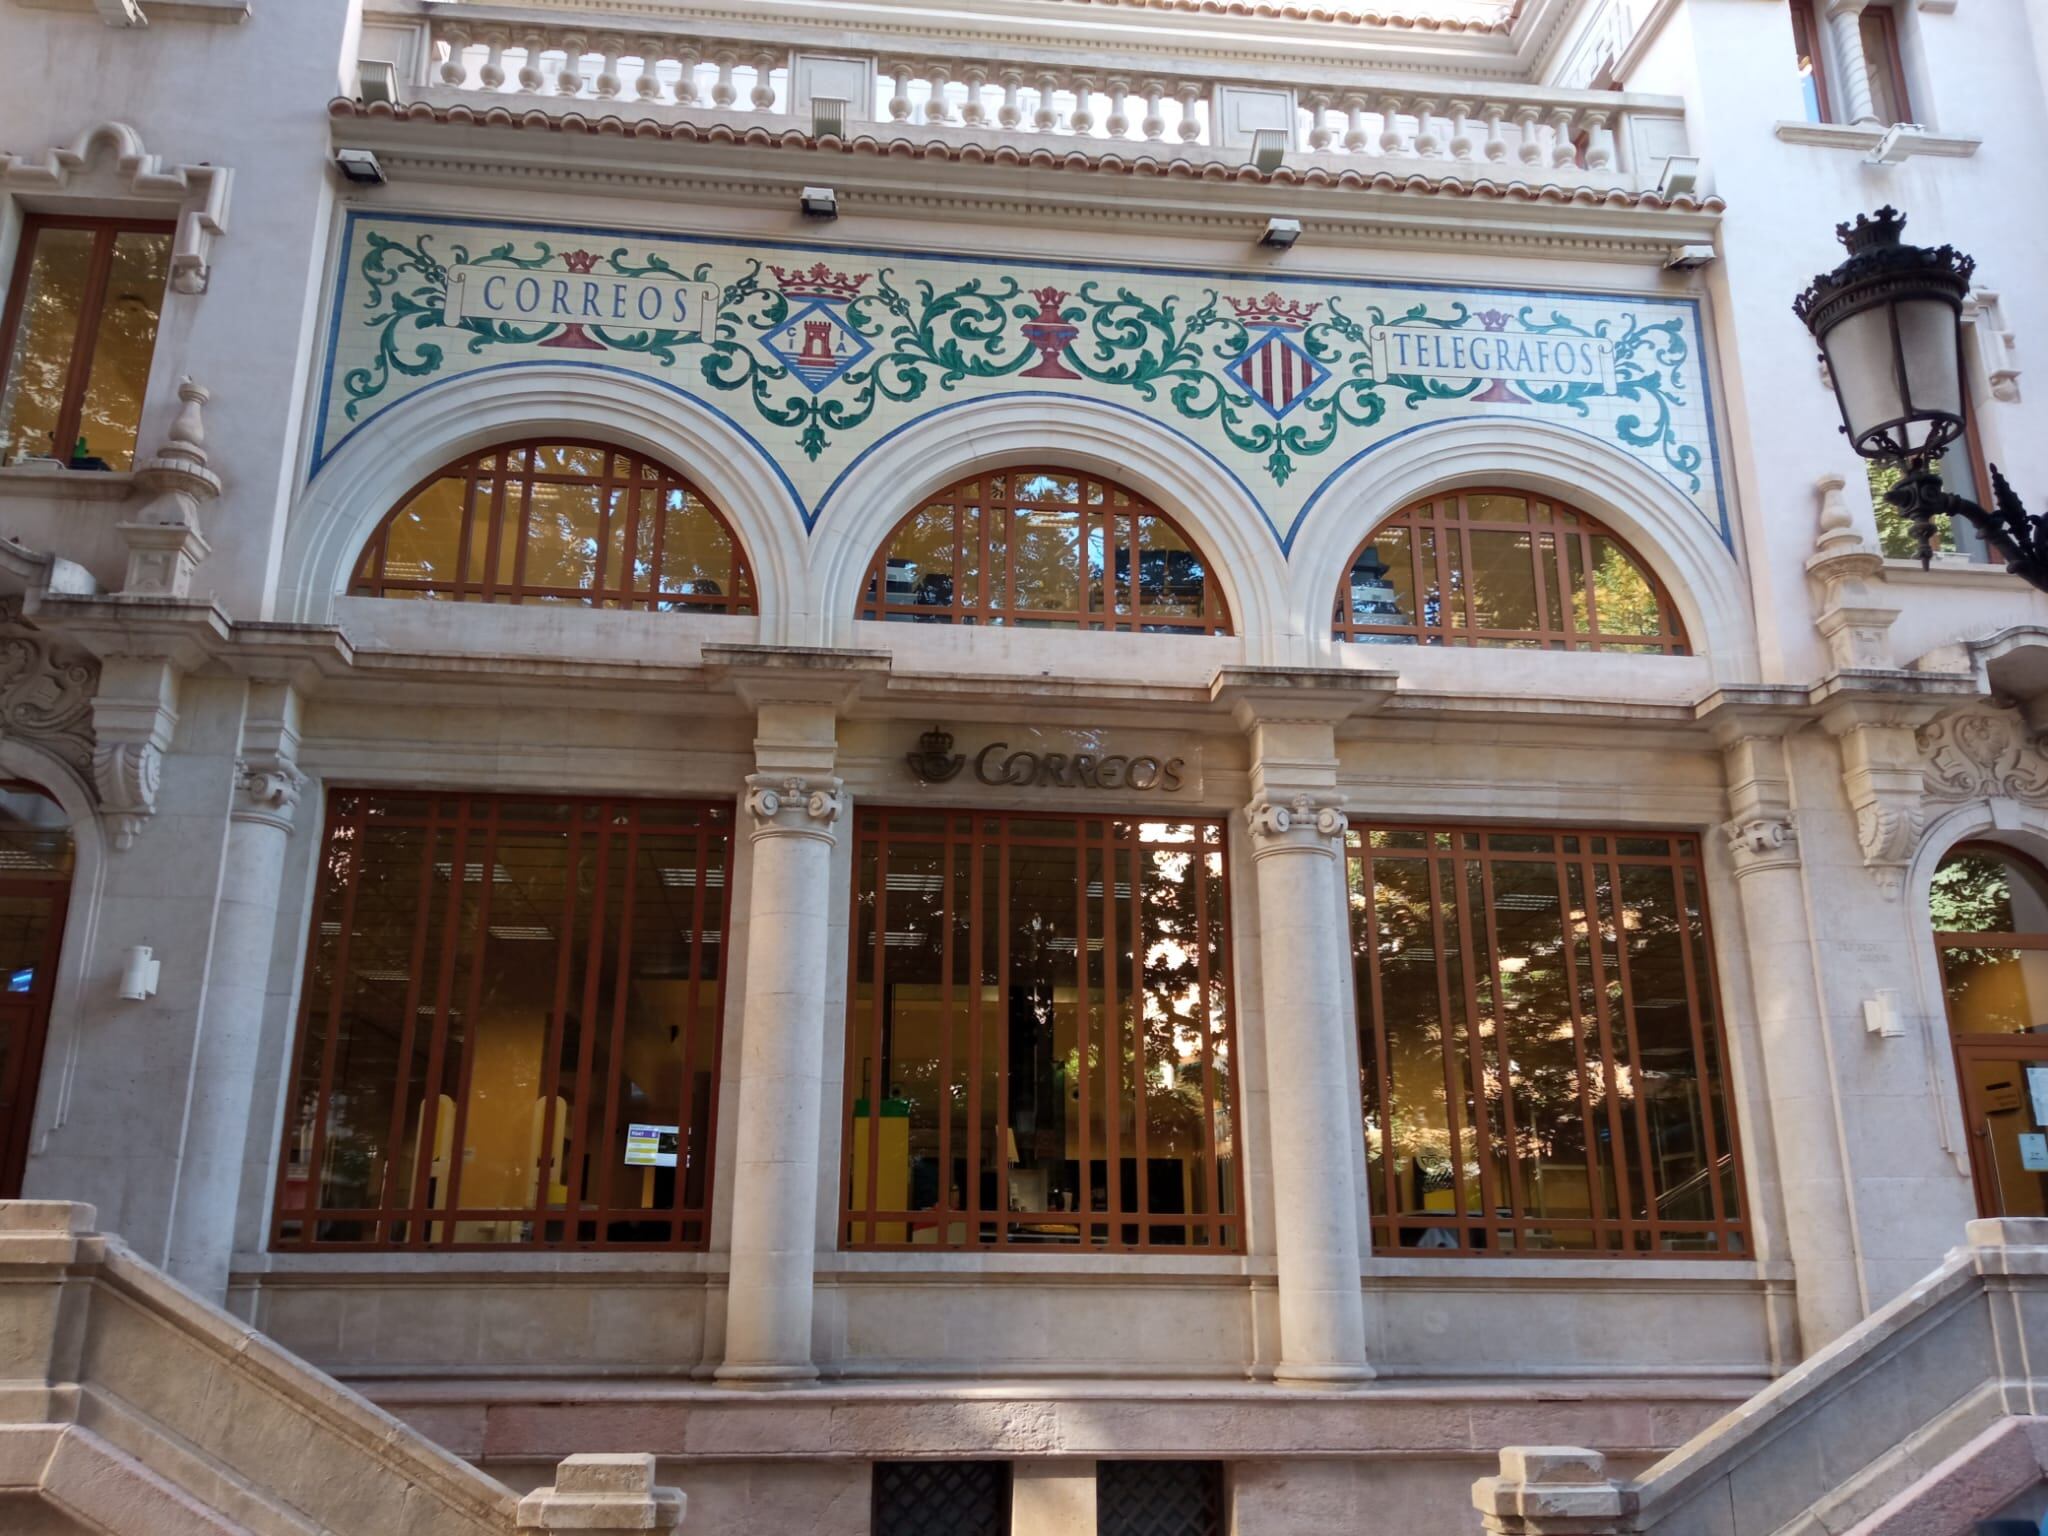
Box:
(872, 1460), (1011, 1536)
(1097, 1460), (1224, 1536)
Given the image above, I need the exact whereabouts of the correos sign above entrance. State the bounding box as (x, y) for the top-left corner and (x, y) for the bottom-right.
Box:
(905, 728), (1193, 794)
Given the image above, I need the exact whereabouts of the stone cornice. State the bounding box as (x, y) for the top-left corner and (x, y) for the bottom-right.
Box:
(329, 102), (1721, 260)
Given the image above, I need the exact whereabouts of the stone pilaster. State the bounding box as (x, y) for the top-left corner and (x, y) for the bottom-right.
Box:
(1245, 787), (1373, 1386)
(163, 682), (303, 1301)
(1718, 724), (1866, 1352)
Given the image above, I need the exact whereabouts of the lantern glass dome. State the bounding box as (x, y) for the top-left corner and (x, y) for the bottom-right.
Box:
(1793, 207), (1975, 463)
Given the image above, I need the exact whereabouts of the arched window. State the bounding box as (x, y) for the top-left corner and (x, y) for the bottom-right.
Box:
(857, 466), (1231, 634)
(1334, 489), (1687, 653)
(350, 439), (754, 611)
(1933, 843), (2048, 1038)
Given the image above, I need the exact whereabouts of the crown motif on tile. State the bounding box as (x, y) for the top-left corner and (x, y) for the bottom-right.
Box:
(770, 262), (872, 300)
(561, 249), (603, 273)
(1476, 308), (1513, 332)
(1227, 292), (1322, 329)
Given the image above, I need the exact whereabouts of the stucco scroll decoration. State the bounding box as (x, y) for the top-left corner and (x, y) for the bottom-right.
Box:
(744, 774), (844, 837)
(0, 122), (232, 294)
(91, 743), (161, 851)
(0, 621), (99, 781)
(1722, 814), (1797, 875)
(1245, 794), (1349, 854)
(1917, 705), (2048, 804)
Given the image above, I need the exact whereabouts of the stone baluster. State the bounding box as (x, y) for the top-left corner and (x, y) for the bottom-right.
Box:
(478, 32), (507, 91)
(751, 50), (781, 111)
(517, 31), (548, 93)
(998, 69), (1025, 129)
(437, 26), (471, 87)
(1306, 92), (1334, 151)
(1481, 103), (1509, 161)
(711, 50), (738, 107)
(1343, 95), (1369, 153)
(673, 48), (701, 105)
(960, 66), (989, 125)
(1034, 72), (1062, 132)
(1140, 81), (1167, 140)
(1446, 100), (1475, 161)
(1580, 108), (1614, 170)
(1825, 0), (1881, 124)
(1105, 77), (1132, 138)
(1070, 74), (1097, 135)
(593, 36), (624, 99)
(634, 42), (666, 101)
(1549, 106), (1579, 167)
(555, 33), (588, 97)
(1378, 95), (1406, 156)
(1411, 97), (1442, 159)
(1175, 82), (1204, 141)
(1513, 105), (1546, 164)
(926, 64), (956, 125)
(886, 62), (914, 121)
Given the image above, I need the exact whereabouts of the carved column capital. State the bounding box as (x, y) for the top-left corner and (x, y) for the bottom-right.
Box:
(1245, 793), (1348, 857)
(232, 757), (305, 831)
(744, 774), (843, 841)
(1723, 814), (1799, 877)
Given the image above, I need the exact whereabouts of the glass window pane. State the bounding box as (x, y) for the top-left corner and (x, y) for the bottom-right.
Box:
(73, 231), (170, 471)
(882, 502), (958, 617)
(522, 478), (602, 592)
(1791, 2), (1828, 123)
(1009, 508), (1082, 618)
(381, 477), (469, 591)
(1467, 529), (1541, 634)
(0, 228), (94, 467)
(658, 487), (740, 607)
(1860, 10), (1906, 124)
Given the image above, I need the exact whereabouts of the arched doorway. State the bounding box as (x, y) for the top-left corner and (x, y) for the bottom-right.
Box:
(1932, 842), (2048, 1217)
(0, 780), (74, 1197)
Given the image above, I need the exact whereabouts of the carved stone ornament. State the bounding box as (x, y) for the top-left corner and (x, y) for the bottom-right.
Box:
(1245, 793), (1348, 852)
(1856, 803), (1926, 898)
(233, 757), (306, 830)
(744, 774), (844, 836)
(0, 623), (98, 781)
(1918, 704), (2048, 804)
(119, 378), (220, 598)
(92, 742), (162, 851)
(1723, 814), (1797, 875)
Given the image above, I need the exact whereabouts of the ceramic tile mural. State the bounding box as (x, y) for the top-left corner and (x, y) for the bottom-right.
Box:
(316, 213), (1729, 552)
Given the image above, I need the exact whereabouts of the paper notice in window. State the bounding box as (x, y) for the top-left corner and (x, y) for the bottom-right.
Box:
(2028, 1065), (2048, 1127)
(2021, 1133), (2048, 1173)
(625, 1123), (680, 1168)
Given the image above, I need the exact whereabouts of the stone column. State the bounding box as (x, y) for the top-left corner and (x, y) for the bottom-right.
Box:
(1246, 787), (1373, 1385)
(1719, 726), (1866, 1351)
(1823, 0), (1880, 124)
(717, 768), (844, 1384)
(163, 683), (304, 1302)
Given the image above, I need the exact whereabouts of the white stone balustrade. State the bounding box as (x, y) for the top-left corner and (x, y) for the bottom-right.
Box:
(402, 14), (1695, 194)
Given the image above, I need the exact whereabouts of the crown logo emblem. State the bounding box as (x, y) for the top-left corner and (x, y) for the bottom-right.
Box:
(905, 727), (965, 784)
(770, 263), (872, 301)
(1228, 293), (1322, 330)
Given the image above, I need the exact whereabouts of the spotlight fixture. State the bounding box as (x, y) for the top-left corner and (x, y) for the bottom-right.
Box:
(1656, 155), (1702, 198)
(1260, 216), (1301, 250)
(801, 185), (839, 219)
(356, 59), (399, 106)
(333, 148), (386, 185)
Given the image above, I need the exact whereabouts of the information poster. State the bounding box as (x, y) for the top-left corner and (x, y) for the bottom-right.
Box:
(625, 1123), (680, 1168)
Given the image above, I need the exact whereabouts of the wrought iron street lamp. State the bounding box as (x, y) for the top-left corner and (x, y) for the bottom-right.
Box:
(1796, 206), (2048, 589)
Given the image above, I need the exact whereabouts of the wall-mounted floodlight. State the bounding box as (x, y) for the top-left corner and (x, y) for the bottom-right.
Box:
(118, 946), (160, 1002)
(356, 60), (399, 106)
(1657, 155), (1702, 198)
(801, 185), (839, 219)
(1260, 216), (1301, 250)
(811, 97), (848, 139)
(1249, 129), (1290, 174)
(334, 148), (386, 185)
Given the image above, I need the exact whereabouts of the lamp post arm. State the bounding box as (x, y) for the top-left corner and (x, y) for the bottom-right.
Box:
(1884, 463), (2048, 592)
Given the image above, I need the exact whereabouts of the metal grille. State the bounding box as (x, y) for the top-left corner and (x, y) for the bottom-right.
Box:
(1098, 1461), (1224, 1536)
(872, 1461), (1010, 1536)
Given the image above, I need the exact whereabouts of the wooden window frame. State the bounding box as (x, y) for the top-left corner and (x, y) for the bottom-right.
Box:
(856, 465), (1233, 635)
(1790, 0), (1833, 123)
(0, 214), (176, 469)
(349, 438), (756, 611)
(1332, 488), (1690, 654)
(841, 806), (1244, 1253)
(271, 789), (736, 1253)
(1347, 822), (1748, 1258)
